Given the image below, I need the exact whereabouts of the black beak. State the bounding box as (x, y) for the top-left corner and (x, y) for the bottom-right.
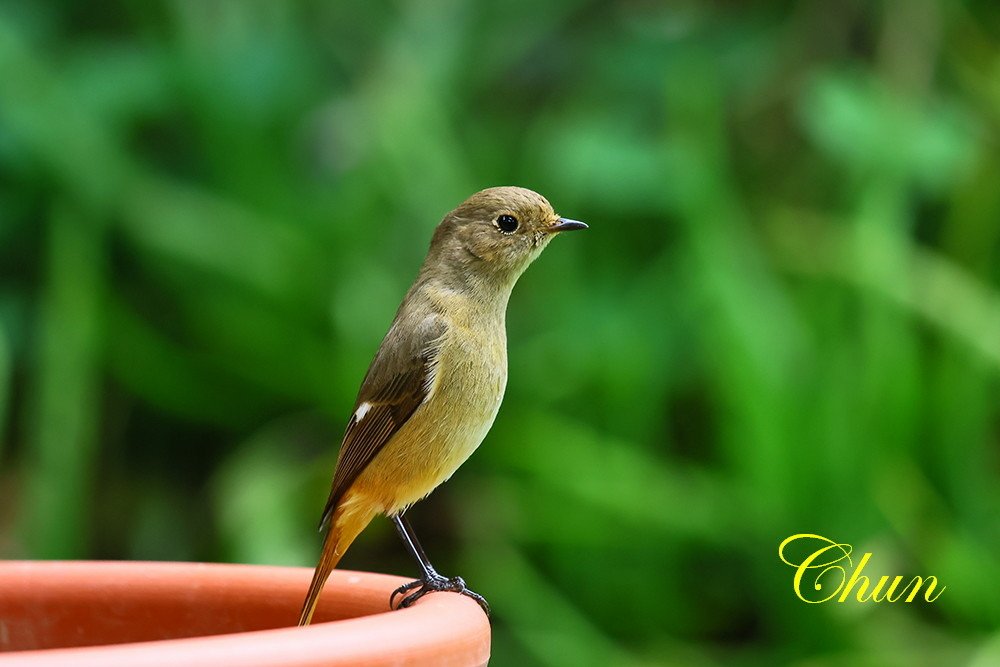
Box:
(548, 217), (588, 232)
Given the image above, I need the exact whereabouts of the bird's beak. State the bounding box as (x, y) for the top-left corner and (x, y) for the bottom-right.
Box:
(547, 217), (588, 233)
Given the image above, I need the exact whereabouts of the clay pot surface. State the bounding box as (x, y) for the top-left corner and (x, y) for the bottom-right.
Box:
(0, 561), (490, 666)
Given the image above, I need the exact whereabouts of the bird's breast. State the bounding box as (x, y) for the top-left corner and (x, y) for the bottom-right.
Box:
(427, 324), (508, 445)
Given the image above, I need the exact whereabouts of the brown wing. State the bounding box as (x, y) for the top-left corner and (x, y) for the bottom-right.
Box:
(319, 314), (446, 528)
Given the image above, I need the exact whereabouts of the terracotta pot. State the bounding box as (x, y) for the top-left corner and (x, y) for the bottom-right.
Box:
(0, 561), (490, 666)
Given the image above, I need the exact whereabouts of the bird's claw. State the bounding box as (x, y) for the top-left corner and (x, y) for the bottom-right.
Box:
(389, 572), (490, 616)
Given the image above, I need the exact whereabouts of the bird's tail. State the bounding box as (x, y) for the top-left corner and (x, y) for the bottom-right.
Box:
(298, 502), (374, 626)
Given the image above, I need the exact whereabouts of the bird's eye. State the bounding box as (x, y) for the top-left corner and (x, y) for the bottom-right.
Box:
(496, 214), (519, 234)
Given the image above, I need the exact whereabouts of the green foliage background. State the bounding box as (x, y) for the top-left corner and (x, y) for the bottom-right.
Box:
(2, 1), (999, 664)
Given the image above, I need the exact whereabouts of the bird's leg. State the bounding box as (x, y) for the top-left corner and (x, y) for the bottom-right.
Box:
(389, 513), (490, 616)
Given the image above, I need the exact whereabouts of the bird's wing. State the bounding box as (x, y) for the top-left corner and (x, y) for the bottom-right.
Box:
(319, 314), (447, 528)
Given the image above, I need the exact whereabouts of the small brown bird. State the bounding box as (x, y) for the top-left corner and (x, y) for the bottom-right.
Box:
(298, 186), (586, 625)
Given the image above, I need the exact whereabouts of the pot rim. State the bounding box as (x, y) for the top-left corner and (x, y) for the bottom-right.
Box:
(0, 560), (490, 667)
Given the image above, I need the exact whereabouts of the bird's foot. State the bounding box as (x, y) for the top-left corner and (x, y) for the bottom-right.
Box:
(390, 571), (490, 616)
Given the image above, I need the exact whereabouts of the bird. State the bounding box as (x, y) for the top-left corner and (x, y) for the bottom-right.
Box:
(298, 186), (586, 625)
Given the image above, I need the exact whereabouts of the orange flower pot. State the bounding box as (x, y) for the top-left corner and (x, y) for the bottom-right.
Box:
(0, 561), (490, 666)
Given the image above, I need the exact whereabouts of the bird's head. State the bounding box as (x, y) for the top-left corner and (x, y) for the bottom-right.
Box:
(427, 186), (586, 288)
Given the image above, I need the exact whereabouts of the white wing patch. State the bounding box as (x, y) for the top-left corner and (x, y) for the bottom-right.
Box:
(353, 401), (372, 423)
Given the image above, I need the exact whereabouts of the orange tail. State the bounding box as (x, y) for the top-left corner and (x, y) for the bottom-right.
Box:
(298, 502), (374, 626)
